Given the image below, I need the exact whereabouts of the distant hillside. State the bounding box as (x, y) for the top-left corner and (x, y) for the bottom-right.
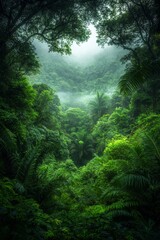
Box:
(82, 47), (125, 92)
(30, 41), (126, 93)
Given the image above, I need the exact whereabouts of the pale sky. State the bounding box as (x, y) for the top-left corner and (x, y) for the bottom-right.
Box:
(34, 25), (104, 65)
(71, 25), (102, 58)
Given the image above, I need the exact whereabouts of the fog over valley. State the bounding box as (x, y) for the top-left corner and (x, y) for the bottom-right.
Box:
(32, 31), (125, 107)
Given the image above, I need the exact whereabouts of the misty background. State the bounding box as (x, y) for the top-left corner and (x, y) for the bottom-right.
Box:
(30, 26), (126, 108)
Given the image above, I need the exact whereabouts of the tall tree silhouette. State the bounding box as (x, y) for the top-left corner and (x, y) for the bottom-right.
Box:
(89, 92), (109, 122)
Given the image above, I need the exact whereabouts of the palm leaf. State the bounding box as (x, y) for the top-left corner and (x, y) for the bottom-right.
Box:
(119, 59), (160, 94)
(119, 64), (146, 94)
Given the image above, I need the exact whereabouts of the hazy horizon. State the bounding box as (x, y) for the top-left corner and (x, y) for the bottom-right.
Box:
(33, 25), (113, 66)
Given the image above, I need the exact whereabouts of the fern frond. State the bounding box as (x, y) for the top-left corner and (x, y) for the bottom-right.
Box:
(145, 133), (160, 162)
(119, 65), (145, 94)
(113, 174), (150, 190)
(106, 199), (140, 212)
(101, 187), (126, 200)
(107, 209), (131, 218)
(0, 123), (17, 152)
(16, 144), (40, 182)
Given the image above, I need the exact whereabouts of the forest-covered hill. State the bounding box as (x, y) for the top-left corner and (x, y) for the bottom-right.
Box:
(1, 0), (160, 239)
(30, 41), (125, 93)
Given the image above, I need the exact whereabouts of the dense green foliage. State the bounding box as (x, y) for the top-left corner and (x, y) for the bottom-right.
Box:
(1, 0), (160, 239)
